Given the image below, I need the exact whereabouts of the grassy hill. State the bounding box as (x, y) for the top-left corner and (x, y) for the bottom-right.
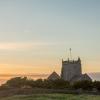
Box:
(0, 94), (100, 100)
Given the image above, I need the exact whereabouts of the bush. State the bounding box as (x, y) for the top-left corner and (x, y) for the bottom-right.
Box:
(3, 77), (70, 89)
(6, 77), (28, 88)
(72, 80), (93, 90)
(3, 77), (100, 91)
(93, 81), (100, 91)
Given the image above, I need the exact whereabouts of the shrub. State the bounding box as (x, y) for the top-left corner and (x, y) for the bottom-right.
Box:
(93, 81), (100, 91)
(72, 80), (93, 90)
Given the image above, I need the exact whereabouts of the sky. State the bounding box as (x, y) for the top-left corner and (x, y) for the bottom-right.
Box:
(0, 0), (100, 77)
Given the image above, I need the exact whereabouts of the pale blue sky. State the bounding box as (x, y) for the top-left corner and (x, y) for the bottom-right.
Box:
(0, 0), (100, 74)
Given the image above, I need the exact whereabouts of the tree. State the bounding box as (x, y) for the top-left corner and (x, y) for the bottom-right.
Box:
(6, 77), (28, 88)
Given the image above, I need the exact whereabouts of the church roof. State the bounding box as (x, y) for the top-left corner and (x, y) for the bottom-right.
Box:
(47, 71), (60, 80)
(81, 74), (92, 81)
(70, 74), (92, 82)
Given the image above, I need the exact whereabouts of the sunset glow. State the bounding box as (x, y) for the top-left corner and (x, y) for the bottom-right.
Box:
(0, 0), (100, 84)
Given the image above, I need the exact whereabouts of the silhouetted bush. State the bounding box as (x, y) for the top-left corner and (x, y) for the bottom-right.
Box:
(93, 81), (100, 91)
(72, 80), (93, 90)
(2, 77), (100, 91)
(51, 79), (70, 89)
(6, 77), (28, 88)
(4, 77), (70, 89)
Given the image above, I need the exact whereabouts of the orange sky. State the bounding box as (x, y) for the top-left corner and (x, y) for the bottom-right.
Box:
(0, 0), (100, 79)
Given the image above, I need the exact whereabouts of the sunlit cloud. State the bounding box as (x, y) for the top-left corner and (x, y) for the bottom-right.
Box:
(0, 42), (50, 50)
(0, 42), (30, 50)
(0, 42), (58, 50)
(0, 73), (49, 77)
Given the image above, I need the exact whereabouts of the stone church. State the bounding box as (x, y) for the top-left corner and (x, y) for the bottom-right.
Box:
(48, 52), (92, 82)
(61, 57), (92, 82)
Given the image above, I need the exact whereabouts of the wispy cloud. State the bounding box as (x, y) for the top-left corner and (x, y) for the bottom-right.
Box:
(0, 73), (49, 77)
(88, 72), (100, 81)
(0, 42), (31, 50)
(0, 41), (58, 50)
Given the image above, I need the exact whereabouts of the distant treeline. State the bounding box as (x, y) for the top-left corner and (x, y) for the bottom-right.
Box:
(0, 77), (100, 91)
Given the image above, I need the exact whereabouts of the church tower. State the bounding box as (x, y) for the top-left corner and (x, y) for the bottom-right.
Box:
(61, 49), (82, 81)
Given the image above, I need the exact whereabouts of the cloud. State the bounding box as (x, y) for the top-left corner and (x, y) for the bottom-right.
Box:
(0, 42), (30, 50)
(0, 41), (64, 51)
(0, 73), (49, 77)
(0, 41), (57, 50)
(88, 72), (100, 81)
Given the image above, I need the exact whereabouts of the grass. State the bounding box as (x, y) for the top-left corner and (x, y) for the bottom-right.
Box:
(0, 94), (100, 100)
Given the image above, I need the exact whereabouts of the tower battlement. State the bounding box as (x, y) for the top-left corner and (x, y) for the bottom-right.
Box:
(62, 57), (81, 64)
